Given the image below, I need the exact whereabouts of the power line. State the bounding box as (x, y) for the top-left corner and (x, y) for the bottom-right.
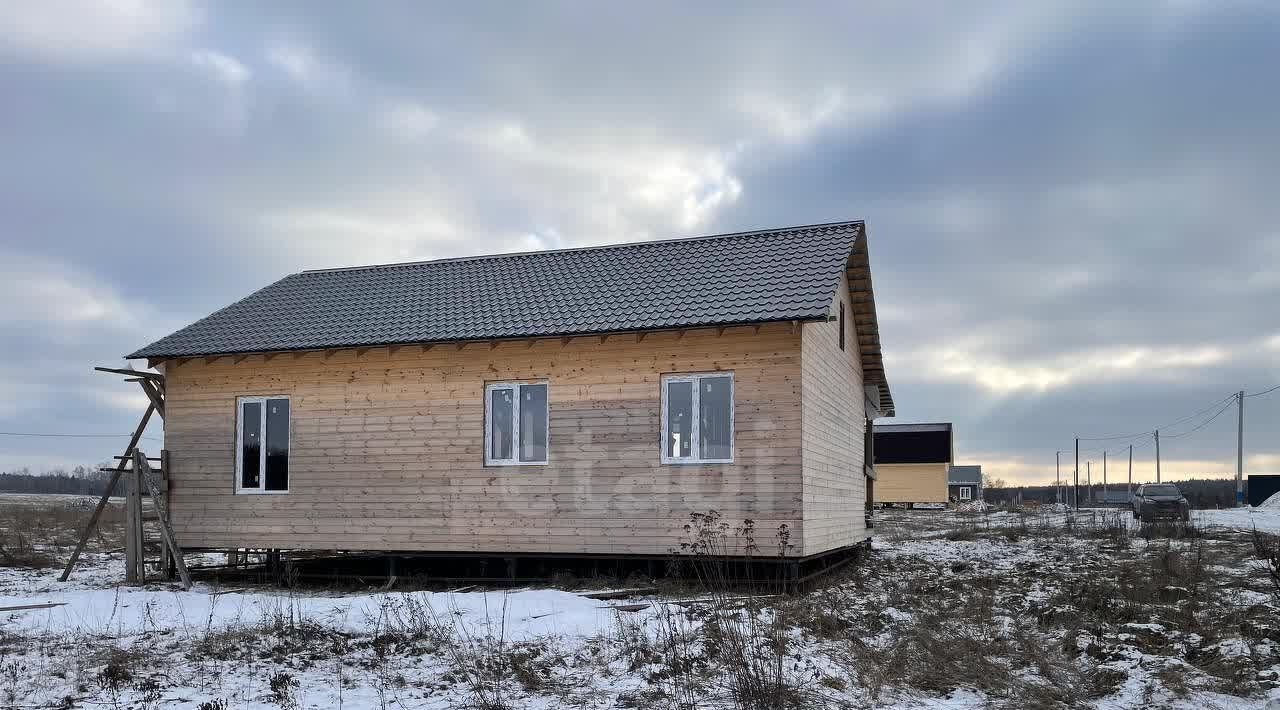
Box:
(0, 431), (162, 441)
(1161, 398), (1236, 438)
(1081, 398), (1234, 459)
(1060, 382), (1271, 495)
(1075, 391), (1238, 441)
(1245, 383), (1280, 398)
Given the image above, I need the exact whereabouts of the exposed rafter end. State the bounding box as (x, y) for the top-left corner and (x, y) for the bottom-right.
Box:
(635, 332), (646, 343)
(95, 366), (163, 381)
(234, 354), (249, 365)
(676, 329), (687, 340)
(599, 334), (609, 344)
(387, 345), (402, 357)
(752, 324), (761, 335)
(263, 352), (280, 362)
(715, 325), (727, 337)
(489, 341), (500, 350)
(560, 337), (571, 347)
(421, 343), (434, 353)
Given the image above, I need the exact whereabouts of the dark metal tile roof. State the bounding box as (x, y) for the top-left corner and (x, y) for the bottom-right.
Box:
(948, 465), (983, 484)
(129, 220), (867, 359)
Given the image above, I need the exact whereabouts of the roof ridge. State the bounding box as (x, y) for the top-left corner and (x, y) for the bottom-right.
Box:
(300, 219), (864, 275)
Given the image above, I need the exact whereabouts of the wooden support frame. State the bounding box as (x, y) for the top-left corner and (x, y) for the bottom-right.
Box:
(133, 450), (192, 589)
(62, 366), (182, 585)
(138, 379), (165, 418)
(60, 398), (157, 582)
(124, 456), (144, 582)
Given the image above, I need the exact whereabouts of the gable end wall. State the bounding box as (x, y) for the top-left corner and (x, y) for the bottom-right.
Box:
(799, 268), (868, 556)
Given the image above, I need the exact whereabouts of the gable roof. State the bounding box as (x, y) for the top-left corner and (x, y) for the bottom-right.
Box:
(128, 220), (892, 412)
(948, 465), (982, 485)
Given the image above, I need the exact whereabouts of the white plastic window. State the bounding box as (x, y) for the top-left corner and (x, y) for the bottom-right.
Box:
(485, 381), (549, 465)
(236, 395), (290, 493)
(661, 372), (734, 464)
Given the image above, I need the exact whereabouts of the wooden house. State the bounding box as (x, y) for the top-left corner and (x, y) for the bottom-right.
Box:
(947, 464), (983, 503)
(872, 423), (952, 507)
(127, 221), (894, 570)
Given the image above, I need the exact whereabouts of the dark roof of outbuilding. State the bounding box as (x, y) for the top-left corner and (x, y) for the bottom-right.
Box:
(128, 220), (892, 410)
(948, 465), (982, 484)
(873, 422), (954, 465)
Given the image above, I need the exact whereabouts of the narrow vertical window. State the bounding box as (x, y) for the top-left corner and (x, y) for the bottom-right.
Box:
(239, 401), (262, 489)
(490, 388), (514, 461)
(264, 398), (290, 491)
(699, 376), (732, 460)
(666, 380), (693, 459)
(839, 302), (846, 351)
(661, 372), (734, 464)
(486, 381), (548, 465)
(518, 383), (548, 463)
(237, 395), (289, 493)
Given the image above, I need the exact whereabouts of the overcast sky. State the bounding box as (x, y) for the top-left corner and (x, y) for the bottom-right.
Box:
(1, 2), (1277, 485)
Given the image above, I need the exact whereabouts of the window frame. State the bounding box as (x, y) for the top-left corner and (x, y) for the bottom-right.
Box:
(660, 371), (735, 465)
(234, 394), (291, 495)
(959, 486), (972, 501)
(484, 380), (550, 466)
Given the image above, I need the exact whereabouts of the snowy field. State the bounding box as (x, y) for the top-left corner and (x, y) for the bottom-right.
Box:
(1, 494), (1279, 708)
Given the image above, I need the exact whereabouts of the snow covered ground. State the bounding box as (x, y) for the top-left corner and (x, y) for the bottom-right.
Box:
(1200, 506), (1280, 534)
(2, 496), (1279, 708)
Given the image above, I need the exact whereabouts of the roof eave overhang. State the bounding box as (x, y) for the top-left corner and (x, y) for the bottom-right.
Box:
(845, 225), (895, 417)
(126, 315), (829, 363)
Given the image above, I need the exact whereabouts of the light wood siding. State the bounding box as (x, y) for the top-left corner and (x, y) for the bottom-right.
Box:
(162, 325), (803, 555)
(876, 463), (949, 503)
(799, 270), (868, 556)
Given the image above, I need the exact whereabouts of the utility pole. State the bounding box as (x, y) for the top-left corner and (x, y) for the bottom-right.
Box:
(1103, 450), (1108, 504)
(1155, 429), (1161, 483)
(1237, 390), (1245, 507)
(1055, 451), (1061, 504)
(1074, 437), (1080, 510)
(1127, 444), (1133, 501)
(1087, 461), (1092, 505)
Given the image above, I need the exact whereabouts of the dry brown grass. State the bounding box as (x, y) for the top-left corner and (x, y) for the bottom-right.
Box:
(0, 495), (128, 565)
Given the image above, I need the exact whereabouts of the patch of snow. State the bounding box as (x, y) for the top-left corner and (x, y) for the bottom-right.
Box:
(0, 573), (633, 642)
(1197, 507), (1280, 533)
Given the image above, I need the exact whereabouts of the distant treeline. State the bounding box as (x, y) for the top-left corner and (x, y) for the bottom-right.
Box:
(988, 477), (1247, 509)
(0, 465), (123, 496)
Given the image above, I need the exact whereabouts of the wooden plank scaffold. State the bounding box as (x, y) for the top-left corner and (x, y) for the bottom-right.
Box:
(59, 367), (192, 590)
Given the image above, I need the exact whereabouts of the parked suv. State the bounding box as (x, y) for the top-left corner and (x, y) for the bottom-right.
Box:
(1132, 483), (1190, 522)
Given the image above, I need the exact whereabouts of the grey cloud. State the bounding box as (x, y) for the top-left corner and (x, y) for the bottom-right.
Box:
(0, 1), (1276, 481)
